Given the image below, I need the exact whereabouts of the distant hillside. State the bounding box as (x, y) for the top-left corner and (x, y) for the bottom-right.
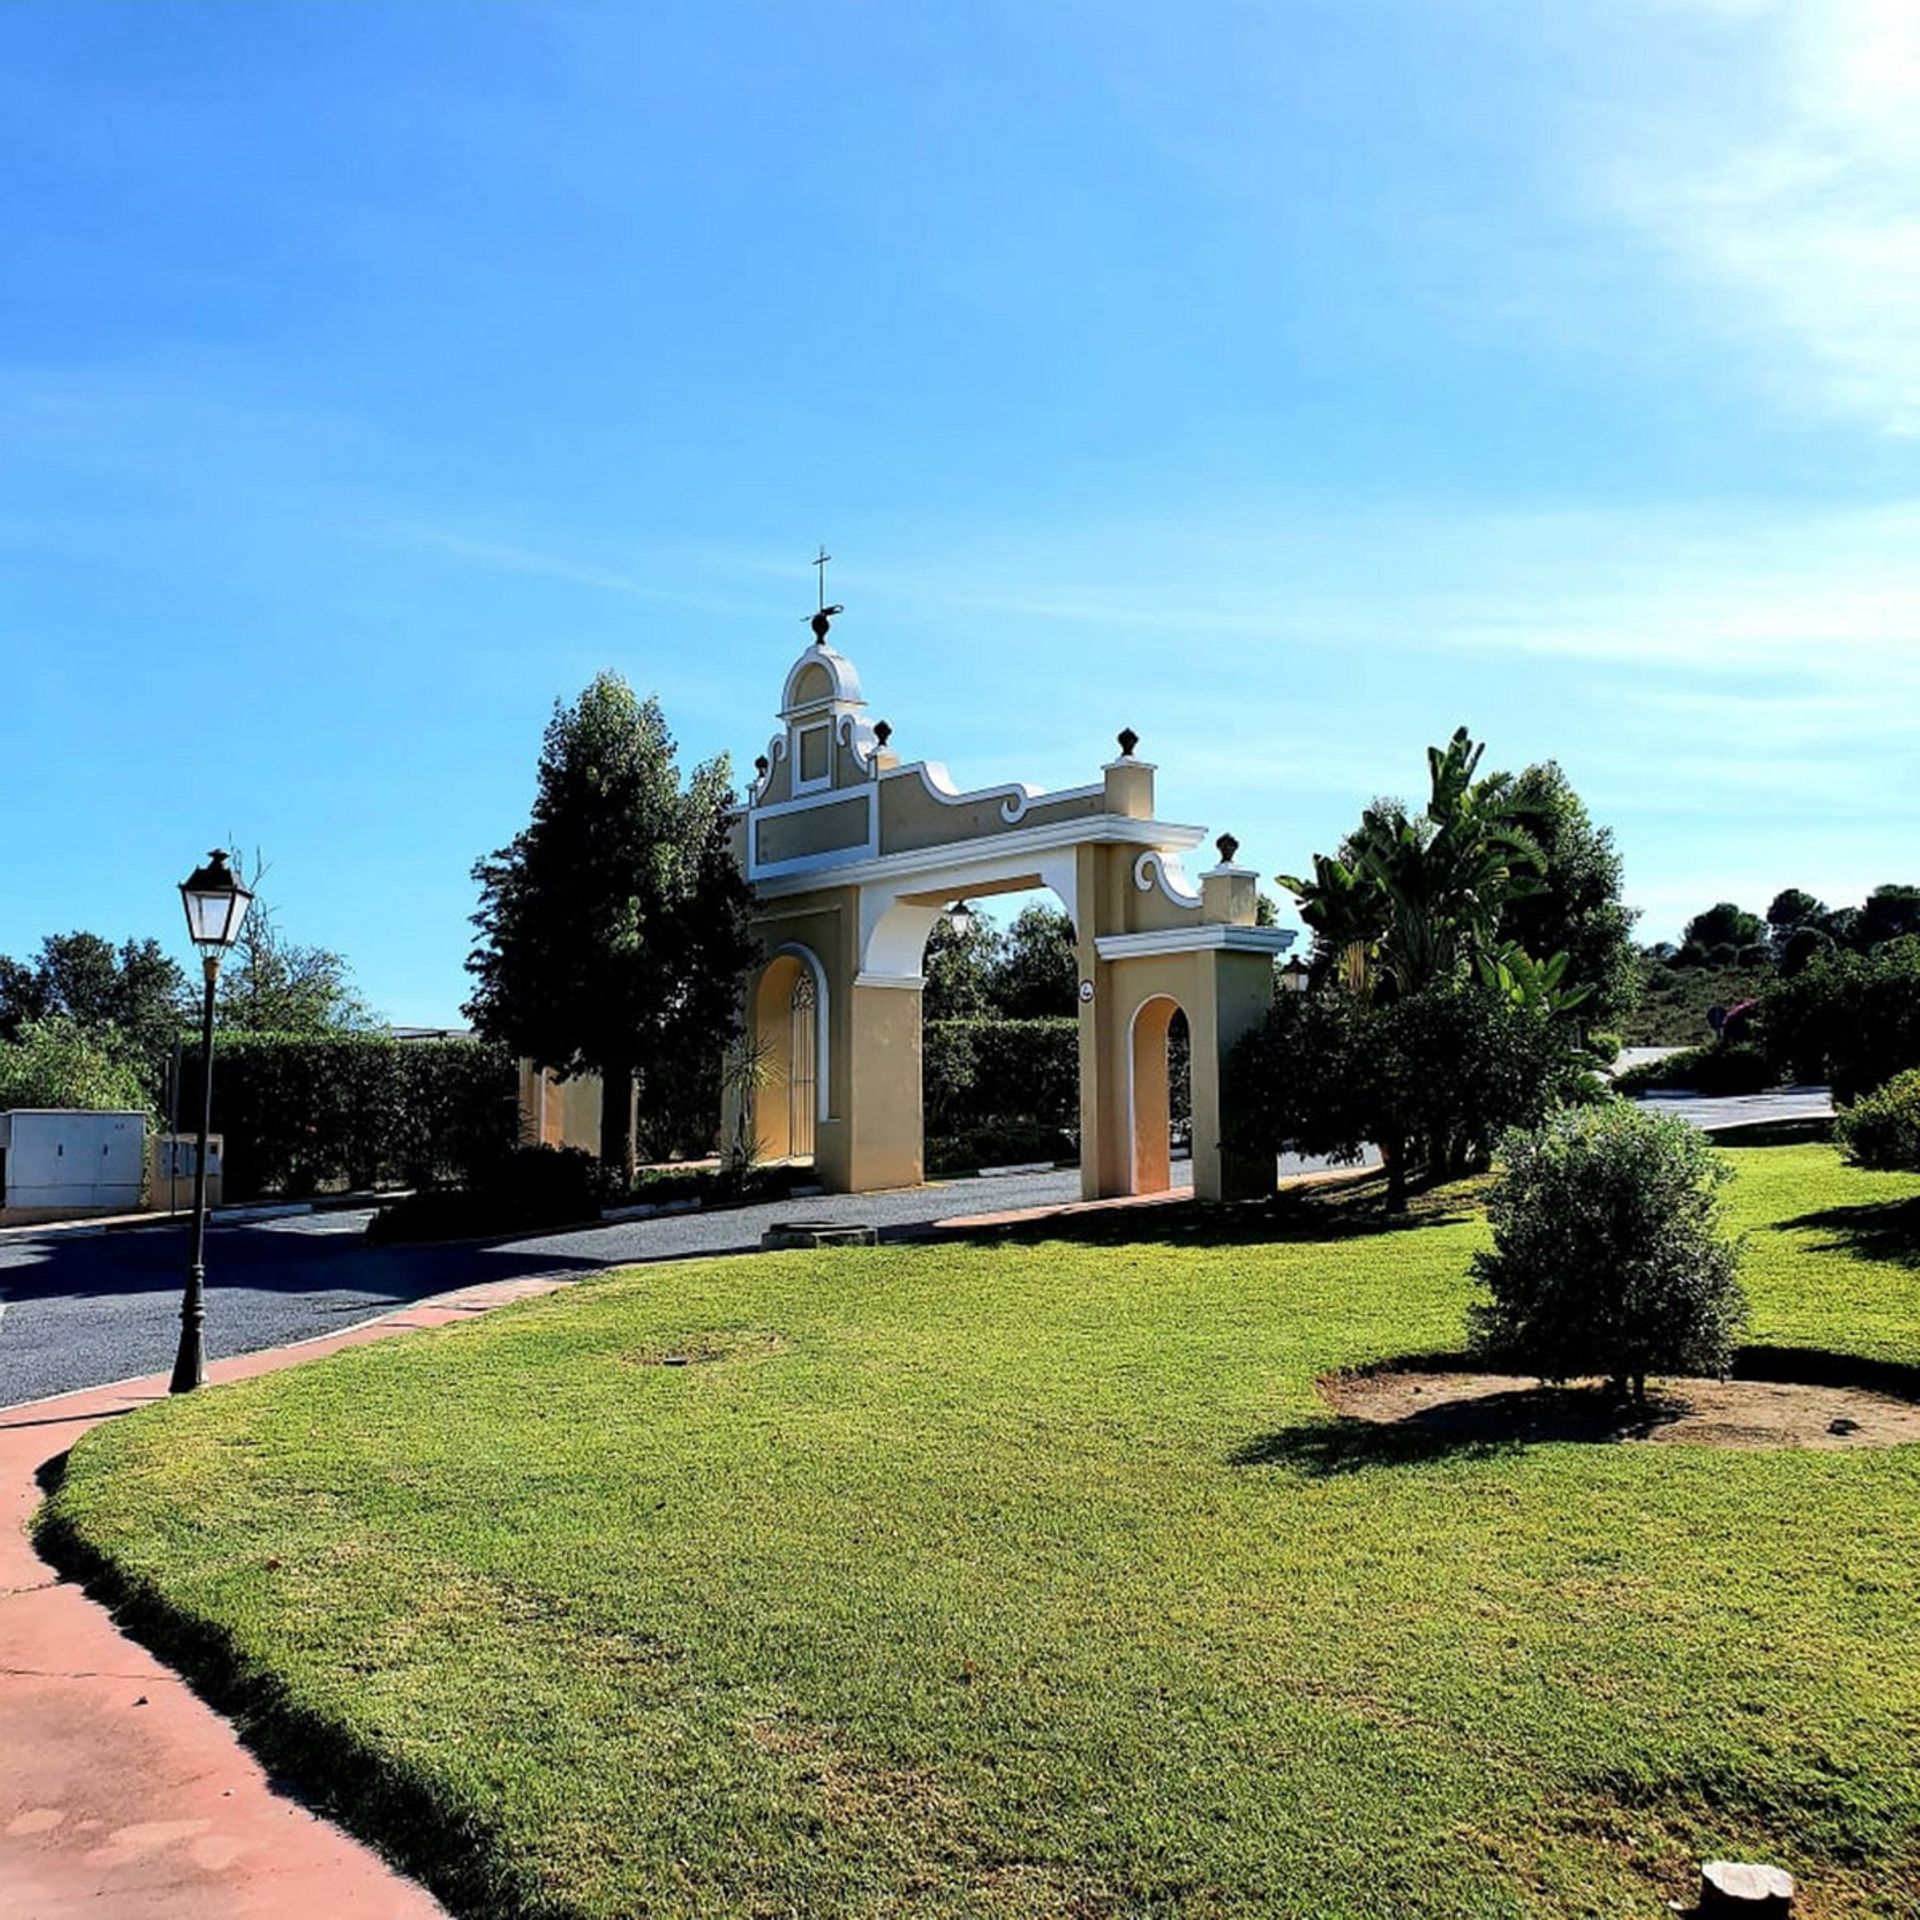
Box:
(1619, 965), (1769, 1048)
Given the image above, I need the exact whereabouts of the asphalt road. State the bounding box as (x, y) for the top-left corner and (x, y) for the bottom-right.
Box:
(0, 1165), (1154, 1408)
(1638, 1085), (1835, 1134)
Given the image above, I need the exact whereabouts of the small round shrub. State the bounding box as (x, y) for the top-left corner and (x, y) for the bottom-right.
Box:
(1835, 1067), (1920, 1172)
(1469, 1101), (1747, 1401)
(1585, 1030), (1622, 1067)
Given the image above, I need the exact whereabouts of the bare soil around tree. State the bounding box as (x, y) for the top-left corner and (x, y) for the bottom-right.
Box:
(1320, 1350), (1920, 1449)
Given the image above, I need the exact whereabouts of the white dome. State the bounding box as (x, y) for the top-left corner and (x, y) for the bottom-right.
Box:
(780, 640), (865, 718)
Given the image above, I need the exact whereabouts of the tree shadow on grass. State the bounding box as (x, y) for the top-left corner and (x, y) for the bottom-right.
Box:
(1229, 1418), (1525, 1476)
(939, 1170), (1480, 1254)
(1230, 1385), (1692, 1476)
(1735, 1343), (1920, 1398)
(1776, 1195), (1920, 1269)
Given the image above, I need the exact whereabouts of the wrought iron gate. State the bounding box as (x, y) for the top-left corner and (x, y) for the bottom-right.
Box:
(788, 971), (817, 1160)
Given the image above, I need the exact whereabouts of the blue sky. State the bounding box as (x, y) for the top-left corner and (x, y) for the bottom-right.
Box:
(4, 0), (1917, 1024)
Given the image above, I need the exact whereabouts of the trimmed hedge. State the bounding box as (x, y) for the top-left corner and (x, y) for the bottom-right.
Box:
(1835, 1067), (1920, 1172)
(178, 1035), (521, 1199)
(366, 1144), (603, 1244)
(1614, 1042), (1774, 1097)
(923, 1015), (1097, 1170)
(924, 1017), (1078, 1141)
(368, 1153), (820, 1245)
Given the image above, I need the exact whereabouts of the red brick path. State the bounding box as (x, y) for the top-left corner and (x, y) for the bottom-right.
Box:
(0, 1276), (571, 1919)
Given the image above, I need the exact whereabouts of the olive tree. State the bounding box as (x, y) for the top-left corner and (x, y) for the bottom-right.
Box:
(1468, 1102), (1747, 1402)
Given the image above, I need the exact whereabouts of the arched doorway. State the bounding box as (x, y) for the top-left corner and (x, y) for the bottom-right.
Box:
(1128, 995), (1193, 1195)
(750, 947), (827, 1164)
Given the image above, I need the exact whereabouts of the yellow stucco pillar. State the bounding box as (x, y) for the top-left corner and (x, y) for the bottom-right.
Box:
(1198, 948), (1278, 1200)
(846, 981), (924, 1191)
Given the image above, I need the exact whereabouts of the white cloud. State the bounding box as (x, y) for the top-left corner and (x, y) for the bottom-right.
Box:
(876, 496), (1920, 703)
(371, 525), (776, 621)
(1604, 0), (1920, 432)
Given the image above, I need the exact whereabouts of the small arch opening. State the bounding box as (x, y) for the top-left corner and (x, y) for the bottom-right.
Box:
(1129, 995), (1193, 1195)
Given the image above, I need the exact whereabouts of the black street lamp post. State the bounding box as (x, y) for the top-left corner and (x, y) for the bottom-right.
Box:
(171, 850), (253, 1395)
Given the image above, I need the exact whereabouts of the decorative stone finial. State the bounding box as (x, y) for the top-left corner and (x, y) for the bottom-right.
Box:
(1216, 833), (1240, 865)
(1117, 727), (1140, 758)
(874, 720), (892, 748)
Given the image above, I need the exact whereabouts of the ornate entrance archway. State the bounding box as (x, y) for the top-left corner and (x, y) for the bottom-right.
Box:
(728, 615), (1293, 1200)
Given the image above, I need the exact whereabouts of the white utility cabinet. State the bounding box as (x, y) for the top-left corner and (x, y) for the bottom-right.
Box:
(0, 1109), (147, 1216)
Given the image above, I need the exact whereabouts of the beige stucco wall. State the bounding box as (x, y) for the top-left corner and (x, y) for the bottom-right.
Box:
(754, 795), (870, 865)
(845, 981), (925, 1189)
(877, 773), (1106, 855)
(1079, 934), (1276, 1204)
(517, 1061), (616, 1158)
(141, 1133), (224, 1214)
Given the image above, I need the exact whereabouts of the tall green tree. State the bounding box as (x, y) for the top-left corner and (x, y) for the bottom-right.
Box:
(0, 1016), (154, 1113)
(922, 914), (1005, 1021)
(1859, 884), (1920, 949)
(1264, 728), (1599, 1208)
(0, 931), (190, 1076)
(465, 674), (755, 1178)
(1682, 901), (1765, 957)
(1283, 727), (1545, 1001)
(992, 903), (1078, 1019)
(1496, 762), (1638, 1029)
(1766, 889), (1830, 971)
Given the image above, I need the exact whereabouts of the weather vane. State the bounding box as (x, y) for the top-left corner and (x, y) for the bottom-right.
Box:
(808, 544), (844, 642)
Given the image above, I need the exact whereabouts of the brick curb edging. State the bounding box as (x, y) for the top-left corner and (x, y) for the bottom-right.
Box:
(0, 1272), (575, 1920)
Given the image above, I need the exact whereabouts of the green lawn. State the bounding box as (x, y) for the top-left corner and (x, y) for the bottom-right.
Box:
(39, 1146), (1920, 1919)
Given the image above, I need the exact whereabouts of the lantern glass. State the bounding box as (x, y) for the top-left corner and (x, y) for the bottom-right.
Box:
(946, 901), (976, 939)
(179, 851), (254, 954)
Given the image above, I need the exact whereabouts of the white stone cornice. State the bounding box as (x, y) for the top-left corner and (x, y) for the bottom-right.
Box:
(1094, 925), (1296, 961)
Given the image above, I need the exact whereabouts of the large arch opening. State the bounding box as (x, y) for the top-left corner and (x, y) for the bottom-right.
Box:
(1128, 994), (1194, 1195)
(908, 882), (1082, 1178)
(750, 947), (828, 1164)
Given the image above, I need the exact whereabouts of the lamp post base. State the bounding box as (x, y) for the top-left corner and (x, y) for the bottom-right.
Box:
(170, 1262), (207, 1394)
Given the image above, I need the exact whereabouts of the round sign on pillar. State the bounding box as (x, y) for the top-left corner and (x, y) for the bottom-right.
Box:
(1078, 979), (1095, 1004)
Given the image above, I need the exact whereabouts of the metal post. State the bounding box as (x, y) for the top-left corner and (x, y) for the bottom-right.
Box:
(170, 956), (219, 1394)
(166, 1033), (183, 1218)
